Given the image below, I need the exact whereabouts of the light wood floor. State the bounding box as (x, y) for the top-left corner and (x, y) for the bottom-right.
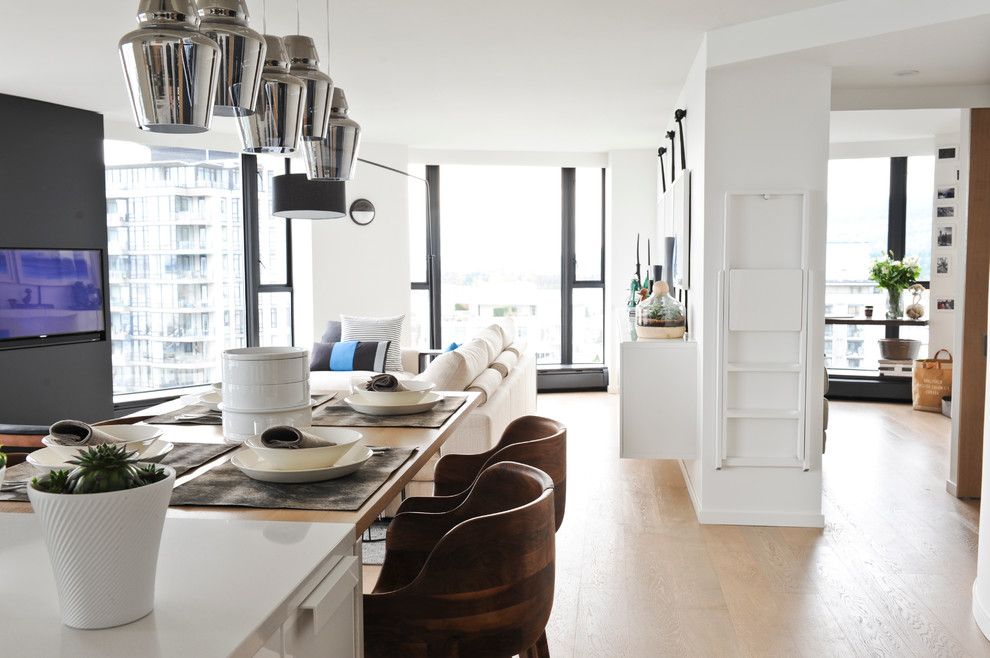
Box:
(365, 393), (986, 657)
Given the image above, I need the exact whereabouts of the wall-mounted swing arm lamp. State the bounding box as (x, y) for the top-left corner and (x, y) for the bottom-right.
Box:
(665, 131), (676, 184)
(674, 108), (687, 170)
(657, 147), (667, 194)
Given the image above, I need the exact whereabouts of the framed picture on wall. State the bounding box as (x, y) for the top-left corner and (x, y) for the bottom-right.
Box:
(937, 224), (955, 248)
(668, 169), (691, 290)
(936, 205), (955, 218)
(938, 147), (957, 160)
(935, 255), (951, 277)
(936, 297), (955, 312)
(937, 186), (957, 200)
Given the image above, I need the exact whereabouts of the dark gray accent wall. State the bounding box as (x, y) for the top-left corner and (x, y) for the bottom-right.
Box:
(0, 94), (113, 424)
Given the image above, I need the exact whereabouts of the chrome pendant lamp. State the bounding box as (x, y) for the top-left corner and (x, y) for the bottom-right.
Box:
(119, 0), (222, 133)
(302, 86), (361, 181)
(196, 0), (266, 117)
(284, 35), (334, 140)
(236, 35), (307, 153)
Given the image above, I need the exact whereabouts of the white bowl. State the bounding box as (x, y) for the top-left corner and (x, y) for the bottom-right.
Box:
(42, 425), (163, 461)
(29, 440), (175, 474)
(221, 405), (312, 442)
(349, 378), (435, 406)
(244, 428), (363, 470)
(231, 445), (373, 483)
(180, 391), (222, 412)
(222, 380), (310, 412)
(223, 347), (309, 385)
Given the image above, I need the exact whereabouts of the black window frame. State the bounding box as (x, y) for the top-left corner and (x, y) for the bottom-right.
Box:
(410, 164), (607, 389)
(242, 154), (295, 348)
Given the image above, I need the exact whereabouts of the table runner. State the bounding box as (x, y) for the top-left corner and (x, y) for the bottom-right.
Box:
(169, 447), (417, 512)
(311, 395), (466, 429)
(146, 403), (222, 425)
(0, 442), (238, 502)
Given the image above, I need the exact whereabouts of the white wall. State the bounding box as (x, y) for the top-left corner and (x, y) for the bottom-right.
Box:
(949, 111), (972, 493)
(676, 52), (830, 527)
(293, 142), (412, 349)
(971, 276), (990, 639)
(605, 150), (659, 391)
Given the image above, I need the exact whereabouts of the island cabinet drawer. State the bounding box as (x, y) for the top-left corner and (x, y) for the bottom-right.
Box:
(284, 555), (361, 658)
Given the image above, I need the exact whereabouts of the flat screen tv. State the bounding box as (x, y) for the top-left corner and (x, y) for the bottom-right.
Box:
(0, 248), (106, 347)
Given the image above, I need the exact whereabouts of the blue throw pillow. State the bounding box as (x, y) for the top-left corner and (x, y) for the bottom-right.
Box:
(310, 341), (391, 372)
(446, 342), (461, 352)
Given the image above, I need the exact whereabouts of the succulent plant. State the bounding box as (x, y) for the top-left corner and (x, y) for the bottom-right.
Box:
(31, 444), (166, 495)
(0, 447), (6, 469)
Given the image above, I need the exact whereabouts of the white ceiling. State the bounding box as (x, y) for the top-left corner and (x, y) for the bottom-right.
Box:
(818, 13), (990, 89)
(0, 0), (843, 152)
(829, 109), (961, 144)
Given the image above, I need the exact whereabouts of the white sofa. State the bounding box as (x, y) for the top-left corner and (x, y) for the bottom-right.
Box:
(307, 322), (537, 499)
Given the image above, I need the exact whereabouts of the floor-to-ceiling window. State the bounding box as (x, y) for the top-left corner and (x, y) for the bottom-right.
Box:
(408, 163), (606, 374)
(825, 155), (933, 373)
(105, 142), (293, 397)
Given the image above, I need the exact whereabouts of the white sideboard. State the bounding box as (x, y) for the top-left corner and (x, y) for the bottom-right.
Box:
(0, 514), (360, 658)
(619, 339), (698, 459)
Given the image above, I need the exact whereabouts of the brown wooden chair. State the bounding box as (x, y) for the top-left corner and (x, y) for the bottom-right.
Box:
(397, 415), (567, 530)
(365, 462), (556, 658)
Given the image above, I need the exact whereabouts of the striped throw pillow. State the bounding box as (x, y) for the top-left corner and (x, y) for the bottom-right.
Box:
(310, 341), (391, 372)
(341, 315), (404, 372)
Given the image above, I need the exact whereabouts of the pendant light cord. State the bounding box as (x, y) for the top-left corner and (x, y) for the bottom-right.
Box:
(326, 0), (332, 73)
(296, 0), (300, 34)
(262, 0), (267, 34)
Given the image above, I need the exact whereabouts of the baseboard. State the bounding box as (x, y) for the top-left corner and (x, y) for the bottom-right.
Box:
(677, 460), (702, 522)
(697, 508), (825, 528)
(973, 581), (990, 641)
(946, 479), (959, 497)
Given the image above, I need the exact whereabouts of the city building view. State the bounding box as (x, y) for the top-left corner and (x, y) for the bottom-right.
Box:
(105, 142), (290, 395)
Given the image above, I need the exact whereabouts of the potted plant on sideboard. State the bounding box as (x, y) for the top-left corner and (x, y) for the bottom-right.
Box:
(27, 444), (175, 629)
(869, 251), (921, 320)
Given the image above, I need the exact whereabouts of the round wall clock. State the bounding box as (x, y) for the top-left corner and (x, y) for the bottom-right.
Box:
(349, 199), (376, 226)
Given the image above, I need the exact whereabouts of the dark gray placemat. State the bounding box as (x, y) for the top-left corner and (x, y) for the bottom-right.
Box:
(146, 403), (222, 425)
(169, 447), (417, 511)
(0, 442), (237, 502)
(312, 395), (467, 429)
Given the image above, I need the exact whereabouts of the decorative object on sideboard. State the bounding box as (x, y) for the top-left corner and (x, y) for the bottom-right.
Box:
(197, 0), (266, 117)
(868, 251), (920, 320)
(349, 198), (376, 225)
(237, 34), (307, 153)
(878, 338), (921, 361)
(27, 445), (176, 629)
(635, 275), (686, 340)
(864, 305), (874, 319)
(303, 86), (362, 181)
(905, 283), (926, 320)
(674, 108), (687, 170)
(626, 277), (640, 341)
(119, 0), (222, 133)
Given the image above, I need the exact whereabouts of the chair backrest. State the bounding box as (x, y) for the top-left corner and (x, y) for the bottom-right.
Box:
(367, 462), (556, 658)
(485, 415), (567, 529)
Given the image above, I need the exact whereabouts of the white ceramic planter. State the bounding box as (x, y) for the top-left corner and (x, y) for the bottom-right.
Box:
(222, 347), (308, 385)
(222, 379), (310, 412)
(27, 465), (176, 629)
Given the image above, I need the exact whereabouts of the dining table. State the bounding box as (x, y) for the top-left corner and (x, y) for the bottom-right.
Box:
(0, 390), (483, 658)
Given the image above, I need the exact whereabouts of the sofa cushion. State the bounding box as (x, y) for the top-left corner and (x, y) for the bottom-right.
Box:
(320, 320), (342, 344)
(504, 338), (527, 357)
(415, 338), (490, 391)
(477, 325), (504, 363)
(341, 314), (404, 373)
(310, 341), (390, 372)
(467, 367), (503, 404)
(494, 318), (516, 347)
(491, 350), (518, 378)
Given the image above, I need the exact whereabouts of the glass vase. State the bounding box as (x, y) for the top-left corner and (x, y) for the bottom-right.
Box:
(886, 287), (903, 320)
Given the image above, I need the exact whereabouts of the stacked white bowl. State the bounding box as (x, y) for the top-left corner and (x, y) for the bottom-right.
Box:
(221, 347), (311, 442)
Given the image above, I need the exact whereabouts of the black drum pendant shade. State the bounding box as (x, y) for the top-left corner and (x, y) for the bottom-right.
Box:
(272, 174), (346, 219)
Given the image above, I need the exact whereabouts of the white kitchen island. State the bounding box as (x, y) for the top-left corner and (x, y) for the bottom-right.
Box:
(0, 514), (360, 657)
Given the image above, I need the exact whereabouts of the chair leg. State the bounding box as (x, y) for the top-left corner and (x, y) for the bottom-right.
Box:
(524, 631), (550, 658)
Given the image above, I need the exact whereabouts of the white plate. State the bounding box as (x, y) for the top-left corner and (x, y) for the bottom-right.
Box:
(345, 392), (443, 416)
(42, 424), (164, 460)
(27, 440), (175, 474)
(348, 378), (436, 406)
(230, 445), (373, 483)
